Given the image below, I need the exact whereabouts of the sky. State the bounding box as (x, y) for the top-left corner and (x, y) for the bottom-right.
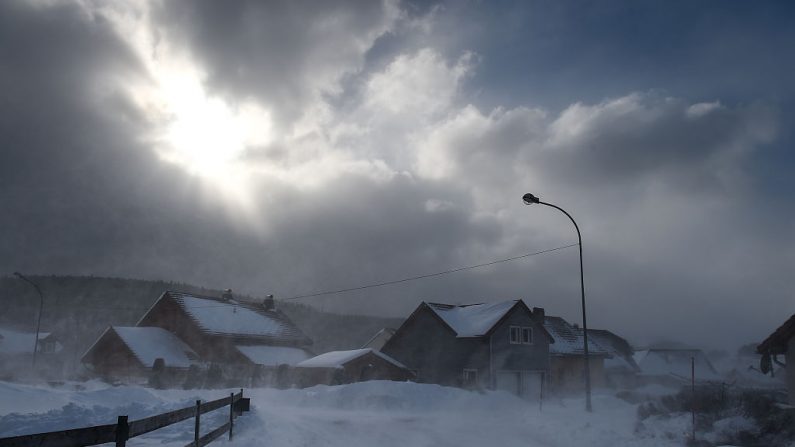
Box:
(1, 0), (794, 350)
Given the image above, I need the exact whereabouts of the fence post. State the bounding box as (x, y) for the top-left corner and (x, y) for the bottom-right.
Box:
(115, 415), (129, 447)
(229, 392), (235, 440)
(194, 400), (201, 447)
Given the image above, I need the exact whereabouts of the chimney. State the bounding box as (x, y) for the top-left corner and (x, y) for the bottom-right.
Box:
(221, 288), (233, 302)
(262, 294), (275, 311)
(532, 307), (545, 323)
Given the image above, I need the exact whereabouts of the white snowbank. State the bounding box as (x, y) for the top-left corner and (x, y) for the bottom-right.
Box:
(0, 380), (689, 447)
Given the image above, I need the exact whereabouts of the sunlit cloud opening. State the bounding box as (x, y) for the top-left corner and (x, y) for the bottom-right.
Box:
(99, 2), (273, 212)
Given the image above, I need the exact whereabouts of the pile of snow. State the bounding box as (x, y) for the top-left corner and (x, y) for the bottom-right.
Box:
(0, 380), (701, 447)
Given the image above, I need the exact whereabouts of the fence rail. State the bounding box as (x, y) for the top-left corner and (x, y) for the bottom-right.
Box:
(0, 390), (250, 447)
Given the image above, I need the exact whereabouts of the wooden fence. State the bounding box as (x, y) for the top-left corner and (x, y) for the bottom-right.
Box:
(0, 390), (250, 447)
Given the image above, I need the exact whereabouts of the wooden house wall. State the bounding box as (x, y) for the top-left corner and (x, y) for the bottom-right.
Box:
(382, 305), (488, 388)
(549, 356), (605, 393)
(489, 307), (550, 385)
(295, 352), (413, 387)
(82, 329), (147, 377)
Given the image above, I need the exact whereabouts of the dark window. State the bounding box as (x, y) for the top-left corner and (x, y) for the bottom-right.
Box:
(509, 326), (521, 344)
(522, 327), (533, 344)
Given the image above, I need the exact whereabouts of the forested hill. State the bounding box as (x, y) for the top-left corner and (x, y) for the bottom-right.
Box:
(0, 275), (403, 361)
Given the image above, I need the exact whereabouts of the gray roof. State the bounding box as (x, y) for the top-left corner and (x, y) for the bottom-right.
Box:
(543, 316), (610, 357)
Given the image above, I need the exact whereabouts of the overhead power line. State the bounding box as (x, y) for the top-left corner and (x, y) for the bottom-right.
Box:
(6, 243), (578, 311)
(282, 242), (579, 301)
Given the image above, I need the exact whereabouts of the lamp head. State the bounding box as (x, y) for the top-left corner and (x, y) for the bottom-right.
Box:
(522, 193), (540, 205)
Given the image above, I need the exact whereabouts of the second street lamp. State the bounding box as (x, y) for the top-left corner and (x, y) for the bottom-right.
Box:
(14, 272), (45, 368)
(522, 193), (593, 412)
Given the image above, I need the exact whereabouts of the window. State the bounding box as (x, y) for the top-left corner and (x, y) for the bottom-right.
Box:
(509, 326), (521, 344)
(510, 326), (533, 344)
(522, 327), (533, 344)
(463, 369), (478, 388)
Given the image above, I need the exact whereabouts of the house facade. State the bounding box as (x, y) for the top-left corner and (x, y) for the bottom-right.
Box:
(381, 300), (551, 398)
(757, 313), (795, 404)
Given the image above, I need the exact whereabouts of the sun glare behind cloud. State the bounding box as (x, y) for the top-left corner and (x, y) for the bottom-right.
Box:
(102, 2), (273, 210)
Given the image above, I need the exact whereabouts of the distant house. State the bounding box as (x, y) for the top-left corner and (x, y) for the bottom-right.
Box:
(633, 348), (721, 385)
(135, 290), (312, 367)
(0, 327), (63, 374)
(81, 290), (313, 383)
(587, 329), (640, 388)
(294, 348), (413, 387)
(82, 326), (199, 377)
(542, 316), (611, 393)
(362, 328), (396, 351)
(381, 300), (552, 398)
(757, 313), (795, 404)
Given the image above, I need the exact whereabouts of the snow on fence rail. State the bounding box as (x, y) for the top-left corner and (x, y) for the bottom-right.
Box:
(0, 389), (250, 447)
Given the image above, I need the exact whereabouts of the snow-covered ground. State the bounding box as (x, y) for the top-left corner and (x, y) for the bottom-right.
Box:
(0, 380), (692, 447)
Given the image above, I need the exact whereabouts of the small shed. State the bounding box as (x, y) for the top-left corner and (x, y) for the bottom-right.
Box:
(588, 329), (640, 388)
(543, 316), (611, 393)
(82, 326), (199, 377)
(294, 348), (413, 387)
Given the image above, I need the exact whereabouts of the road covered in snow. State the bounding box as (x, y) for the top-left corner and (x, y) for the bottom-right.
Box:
(0, 380), (687, 447)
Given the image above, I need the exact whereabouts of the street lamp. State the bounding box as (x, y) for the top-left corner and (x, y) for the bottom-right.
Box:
(522, 193), (593, 412)
(14, 272), (45, 368)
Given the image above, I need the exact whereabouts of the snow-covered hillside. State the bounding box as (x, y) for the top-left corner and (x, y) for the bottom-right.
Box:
(0, 380), (688, 447)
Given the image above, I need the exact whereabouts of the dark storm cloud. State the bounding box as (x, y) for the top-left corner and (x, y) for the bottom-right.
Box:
(1, 0), (793, 352)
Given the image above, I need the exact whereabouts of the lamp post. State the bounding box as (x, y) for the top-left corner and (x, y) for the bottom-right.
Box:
(14, 272), (45, 368)
(522, 193), (592, 412)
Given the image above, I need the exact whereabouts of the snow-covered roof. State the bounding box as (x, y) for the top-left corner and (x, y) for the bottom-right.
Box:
(153, 291), (309, 343)
(0, 327), (61, 355)
(426, 300), (520, 337)
(543, 317), (610, 357)
(235, 345), (311, 366)
(587, 329), (640, 373)
(633, 349), (721, 381)
(111, 327), (198, 369)
(362, 328), (395, 350)
(297, 348), (408, 370)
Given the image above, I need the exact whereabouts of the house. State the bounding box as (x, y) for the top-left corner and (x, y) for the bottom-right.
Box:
(757, 313), (795, 404)
(542, 316), (611, 393)
(587, 329), (640, 388)
(362, 328), (396, 351)
(81, 290), (313, 384)
(381, 300), (552, 398)
(135, 290), (312, 367)
(0, 327), (64, 374)
(294, 348), (413, 387)
(81, 326), (199, 378)
(633, 348), (721, 385)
